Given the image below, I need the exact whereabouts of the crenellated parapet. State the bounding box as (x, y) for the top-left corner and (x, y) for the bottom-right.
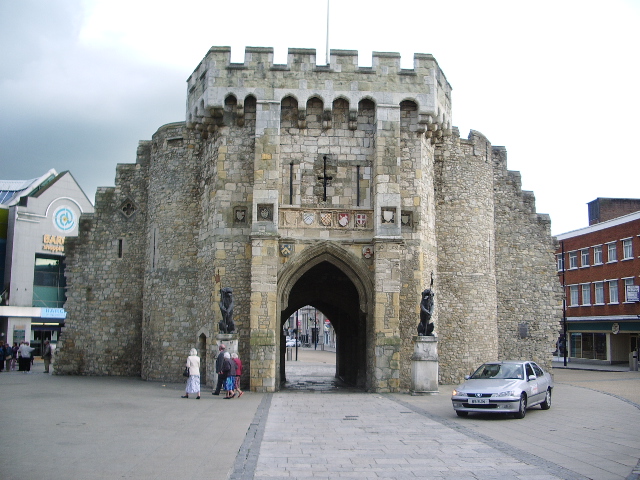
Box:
(186, 46), (452, 140)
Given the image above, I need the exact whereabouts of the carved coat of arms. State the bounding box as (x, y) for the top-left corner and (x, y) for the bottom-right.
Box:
(338, 213), (349, 227)
(280, 244), (293, 257)
(356, 213), (367, 227)
(303, 212), (315, 225)
(362, 246), (374, 259)
(320, 212), (332, 226)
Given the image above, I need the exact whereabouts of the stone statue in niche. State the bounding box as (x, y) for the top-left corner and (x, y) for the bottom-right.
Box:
(417, 274), (435, 336)
(218, 287), (236, 334)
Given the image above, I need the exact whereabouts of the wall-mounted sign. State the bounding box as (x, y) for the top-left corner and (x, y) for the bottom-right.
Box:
(41, 308), (67, 319)
(53, 206), (76, 233)
(627, 285), (639, 303)
(43, 234), (65, 253)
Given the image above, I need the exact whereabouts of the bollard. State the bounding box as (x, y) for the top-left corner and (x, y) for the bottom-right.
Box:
(630, 351), (638, 371)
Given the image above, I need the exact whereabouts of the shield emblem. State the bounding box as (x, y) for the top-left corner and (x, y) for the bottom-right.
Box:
(401, 213), (410, 226)
(280, 244), (293, 257)
(382, 210), (394, 223)
(236, 209), (246, 222)
(320, 212), (332, 226)
(284, 211), (296, 225)
(338, 213), (349, 227)
(303, 212), (314, 225)
(356, 214), (367, 227)
(362, 246), (374, 259)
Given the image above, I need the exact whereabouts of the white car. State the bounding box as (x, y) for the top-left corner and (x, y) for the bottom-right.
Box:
(286, 339), (301, 347)
(451, 361), (553, 419)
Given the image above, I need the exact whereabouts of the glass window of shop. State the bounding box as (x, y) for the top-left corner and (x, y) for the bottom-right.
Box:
(570, 333), (607, 360)
(32, 254), (66, 308)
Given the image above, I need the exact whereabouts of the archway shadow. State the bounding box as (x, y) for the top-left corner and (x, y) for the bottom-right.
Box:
(281, 347), (363, 393)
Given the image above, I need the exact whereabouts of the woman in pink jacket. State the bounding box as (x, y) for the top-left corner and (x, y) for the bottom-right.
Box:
(231, 352), (243, 398)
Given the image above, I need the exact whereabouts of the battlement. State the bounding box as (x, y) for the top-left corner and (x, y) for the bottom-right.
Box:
(186, 46), (452, 134)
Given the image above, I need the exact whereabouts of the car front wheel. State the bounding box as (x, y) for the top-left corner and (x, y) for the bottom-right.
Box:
(514, 394), (527, 419)
(540, 389), (552, 410)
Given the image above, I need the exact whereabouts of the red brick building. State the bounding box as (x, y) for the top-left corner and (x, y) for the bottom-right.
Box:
(556, 199), (640, 366)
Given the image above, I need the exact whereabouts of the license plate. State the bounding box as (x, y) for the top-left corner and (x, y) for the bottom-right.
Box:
(469, 398), (489, 404)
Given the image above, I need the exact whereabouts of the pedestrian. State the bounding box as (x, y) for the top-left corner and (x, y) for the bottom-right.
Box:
(212, 344), (226, 395)
(18, 342), (34, 373)
(11, 343), (18, 371)
(181, 348), (201, 399)
(42, 340), (53, 373)
(0, 341), (4, 372)
(3, 342), (12, 372)
(223, 352), (236, 399)
(231, 352), (244, 398)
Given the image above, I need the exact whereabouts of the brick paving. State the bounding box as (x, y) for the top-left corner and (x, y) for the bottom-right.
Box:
(2, 353), (639, 480)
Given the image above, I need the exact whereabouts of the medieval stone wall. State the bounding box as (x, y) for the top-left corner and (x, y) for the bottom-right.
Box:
(55, 144), (150, 375)
(55, 47), (560, 391)
(434, 130), (499, 384)
(140, 123), (206, 380)
(492, 147), (562, 371)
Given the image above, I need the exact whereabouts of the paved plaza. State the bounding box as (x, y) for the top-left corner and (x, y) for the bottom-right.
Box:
(1, 351), (639, 479)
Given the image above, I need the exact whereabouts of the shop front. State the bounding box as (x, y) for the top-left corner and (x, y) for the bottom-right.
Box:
(567, 319), (640, 365)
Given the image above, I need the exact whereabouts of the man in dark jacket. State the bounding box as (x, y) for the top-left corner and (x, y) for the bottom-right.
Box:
(212, 344), (226, 395)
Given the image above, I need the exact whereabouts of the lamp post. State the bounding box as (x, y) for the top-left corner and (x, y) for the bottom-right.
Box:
(561, 240), (568, 367)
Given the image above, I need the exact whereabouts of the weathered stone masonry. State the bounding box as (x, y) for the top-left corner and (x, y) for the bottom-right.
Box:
(55, 47), (562, 391)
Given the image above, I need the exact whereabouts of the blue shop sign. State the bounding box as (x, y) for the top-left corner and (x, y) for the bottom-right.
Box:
(41, 308), (67, 319)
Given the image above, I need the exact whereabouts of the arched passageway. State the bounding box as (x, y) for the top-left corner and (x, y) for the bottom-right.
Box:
(279, 261), (367, 390)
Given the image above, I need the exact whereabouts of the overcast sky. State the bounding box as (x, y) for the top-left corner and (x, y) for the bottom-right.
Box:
(1, 0), (638, 235)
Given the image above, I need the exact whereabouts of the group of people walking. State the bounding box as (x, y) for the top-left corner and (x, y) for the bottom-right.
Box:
(181, 343), (243, 399)
(0, 340), (52, 373)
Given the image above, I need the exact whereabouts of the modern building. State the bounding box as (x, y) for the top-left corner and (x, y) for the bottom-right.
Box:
(0, 170), (94, 354)
(556, 198), (640, 366)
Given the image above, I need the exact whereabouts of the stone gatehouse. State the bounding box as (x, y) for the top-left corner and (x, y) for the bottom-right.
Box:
(55, 47), (562, 392)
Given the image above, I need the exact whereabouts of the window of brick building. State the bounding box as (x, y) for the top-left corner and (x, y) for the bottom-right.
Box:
(581, 284), (591, 305)
(622, 238), (633, 260)
(609, 280), (619, 304)
(593, 245), (603, 265)
(624, 277), (636, 302)
(569, 251), (578, 269)
(569, 285), (579, 306)
(607, 242), (617, 262)
(594, 282), (604, 304)
(581, 249), (589, 267)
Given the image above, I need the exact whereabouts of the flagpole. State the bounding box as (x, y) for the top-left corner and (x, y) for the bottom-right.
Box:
(326, 0), (330, 65)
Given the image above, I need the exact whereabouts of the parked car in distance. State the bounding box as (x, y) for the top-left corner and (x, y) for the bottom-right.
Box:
(451, 360), (553, 419)
(286, 338), (301, 347)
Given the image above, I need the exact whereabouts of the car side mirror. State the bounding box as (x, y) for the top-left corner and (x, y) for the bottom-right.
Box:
(528, 375), (536, 381)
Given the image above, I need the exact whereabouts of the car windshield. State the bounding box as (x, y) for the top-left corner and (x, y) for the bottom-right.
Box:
(470, 363), (524, 380)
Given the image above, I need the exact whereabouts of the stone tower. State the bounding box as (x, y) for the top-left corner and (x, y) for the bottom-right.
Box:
(55, 47), (562, 392)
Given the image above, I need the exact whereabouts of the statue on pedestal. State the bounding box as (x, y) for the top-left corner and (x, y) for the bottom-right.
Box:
(218, 287), (236, 334)
(417, 273), (435, 336)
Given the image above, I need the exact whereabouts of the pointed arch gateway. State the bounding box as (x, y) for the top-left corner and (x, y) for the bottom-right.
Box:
(277, 242), (374, 390)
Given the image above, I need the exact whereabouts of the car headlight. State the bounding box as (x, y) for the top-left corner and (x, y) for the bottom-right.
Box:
(492, 390), (516, 397)
(452, 389), (465, 396)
